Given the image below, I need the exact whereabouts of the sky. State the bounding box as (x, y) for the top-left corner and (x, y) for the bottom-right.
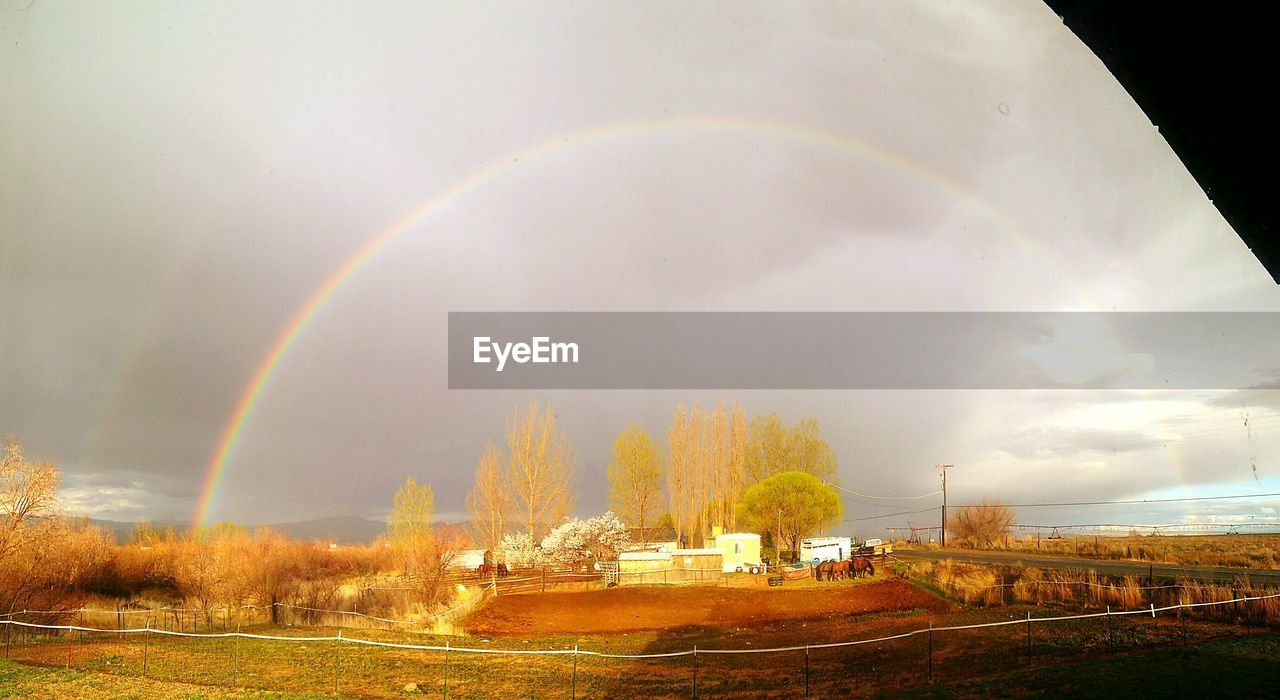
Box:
(2, 0), (1278, 536)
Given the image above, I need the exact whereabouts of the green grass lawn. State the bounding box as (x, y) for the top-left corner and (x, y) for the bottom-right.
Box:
(0, 659), (329, 699)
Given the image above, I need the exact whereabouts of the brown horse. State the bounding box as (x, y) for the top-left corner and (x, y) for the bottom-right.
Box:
(814, 560), (830, 581)
(851, 557), (875, 578)
(828, 560), (850, 581)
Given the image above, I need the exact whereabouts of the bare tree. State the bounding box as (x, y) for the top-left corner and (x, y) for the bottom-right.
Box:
(0, 440), (60, 562)
(607, 425), (663, 540)
(725, 402), (747, 530)
(466, 442), (510, 553)
(505, 400), (576, 542)
(666, 406), (693, 547)
(950, 500), (1016, 548)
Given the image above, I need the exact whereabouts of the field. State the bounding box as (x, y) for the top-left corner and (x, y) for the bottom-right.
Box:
(8, 633), (1280, 699)
(4, 571), (1276, 697)
(957, 533), (1280, 570)
(461, 577), (947, 637)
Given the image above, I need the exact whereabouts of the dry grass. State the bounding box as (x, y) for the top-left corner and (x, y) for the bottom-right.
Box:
(957, 533), (1280, 570)
(896, 557), (1280, 621)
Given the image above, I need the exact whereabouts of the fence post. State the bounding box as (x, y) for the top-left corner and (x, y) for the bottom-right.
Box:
(233, 621), (240, 688)
(334, 629), (341, 696)
(542, 567), (547, 593)
(142, 620), (149, 679)
(444, 639), (450, 700)
(1106, 606), (1114, 654)
(692, 645), (699, 699)
(572, 644), (578, 699)
(804, 644), (810, 696)
(927, 622), (933, 681)
(1025, 611), (1032, 666)
(1179, 604), (1186, 647)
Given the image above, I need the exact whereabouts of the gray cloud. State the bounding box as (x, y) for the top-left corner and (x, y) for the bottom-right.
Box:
(3, 1), (1279, 528)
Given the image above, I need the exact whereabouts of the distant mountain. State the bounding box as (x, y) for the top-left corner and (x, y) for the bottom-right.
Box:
(84, 515), (389, 544)
(269, 515), (387, 543)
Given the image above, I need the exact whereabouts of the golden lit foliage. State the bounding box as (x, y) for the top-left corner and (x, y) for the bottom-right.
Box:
(389, 476), (435, 545)
(505, 400), (575, 541)
(466, 442), (510, 552)
(743, 414), (837, 483)
(0, 439), (61, 562)
(950, 500), (1015, 548)
(607, 424), (664, 535)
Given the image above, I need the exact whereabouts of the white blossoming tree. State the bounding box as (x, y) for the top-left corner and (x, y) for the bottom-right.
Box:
(495, 532), (542, 568)
(540, 511), (631, 566)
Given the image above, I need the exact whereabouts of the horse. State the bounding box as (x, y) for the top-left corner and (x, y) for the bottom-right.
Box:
(851, 557), (875, 579)
(813, 560), (829, 581)
(477, 563), (496, 578)
(827, 559), (850, 581)
(496, 563), (509, 578)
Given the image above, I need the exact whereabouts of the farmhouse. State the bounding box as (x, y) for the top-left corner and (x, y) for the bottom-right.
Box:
(713, 532), (762, 573)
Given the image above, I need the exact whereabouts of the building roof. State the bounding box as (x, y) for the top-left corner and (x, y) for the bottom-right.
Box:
(672, 548), (722, 556)
(620, 551), (672, 561)
(714, 532), (761, 540)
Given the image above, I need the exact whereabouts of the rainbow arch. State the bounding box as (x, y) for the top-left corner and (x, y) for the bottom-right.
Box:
(192, 114), (1105, 528)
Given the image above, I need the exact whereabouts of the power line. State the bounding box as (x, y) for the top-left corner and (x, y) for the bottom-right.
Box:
(844, 506), (941, 522)
(824, 481), (942, 501)
(1012, 522), (1280, 530)
(959, 491), (1280, 509)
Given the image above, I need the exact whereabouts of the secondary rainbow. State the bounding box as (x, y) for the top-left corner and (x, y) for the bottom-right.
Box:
(192, 114), (1102, 528)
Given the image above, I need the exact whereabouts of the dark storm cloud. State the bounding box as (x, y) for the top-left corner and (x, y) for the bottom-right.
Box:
(3, 1), (1279, 525)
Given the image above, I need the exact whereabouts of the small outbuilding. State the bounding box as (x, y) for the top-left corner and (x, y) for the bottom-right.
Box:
(616, 550), (673, 584)
(714, 533), (763, 573)
(670, 548), (723, 581)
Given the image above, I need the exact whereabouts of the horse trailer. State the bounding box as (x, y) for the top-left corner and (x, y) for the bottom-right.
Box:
(799, 536), (851, 564)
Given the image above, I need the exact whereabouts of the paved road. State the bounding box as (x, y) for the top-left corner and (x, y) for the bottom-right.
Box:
(893, 548), (1280, 586)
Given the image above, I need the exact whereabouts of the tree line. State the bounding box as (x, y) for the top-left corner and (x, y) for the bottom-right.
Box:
(462, 399), (843, 561)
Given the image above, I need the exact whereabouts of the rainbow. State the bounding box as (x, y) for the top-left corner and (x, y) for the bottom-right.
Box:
(192, 114), (1105, 528)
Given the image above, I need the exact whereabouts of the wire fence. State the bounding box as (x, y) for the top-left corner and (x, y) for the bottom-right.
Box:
(2, 591), (1277, 696)
(0, 567), (602, 633)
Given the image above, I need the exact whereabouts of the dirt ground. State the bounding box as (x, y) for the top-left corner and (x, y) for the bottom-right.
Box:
(460, 576), (947, 637)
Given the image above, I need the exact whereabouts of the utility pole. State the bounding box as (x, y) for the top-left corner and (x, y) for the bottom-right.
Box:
(936, 464), (953, 547)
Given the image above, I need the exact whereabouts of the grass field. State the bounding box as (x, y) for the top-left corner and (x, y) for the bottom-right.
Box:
(887, 633), (1280, 699)
(953, 533), (1280, 570)
(2, 574), (1274, 697)
(6, 632), (1279, 698)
